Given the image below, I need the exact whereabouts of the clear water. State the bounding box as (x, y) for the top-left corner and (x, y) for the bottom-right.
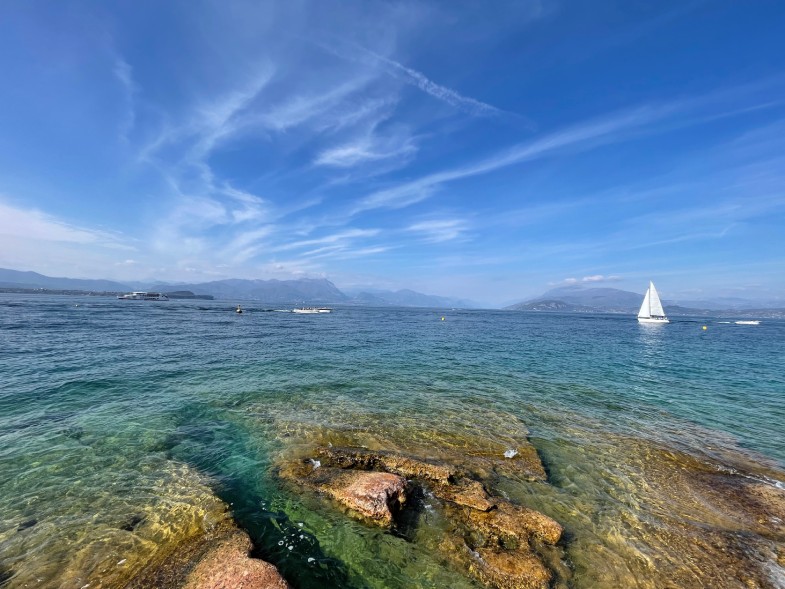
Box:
(1, 295), (783, 588)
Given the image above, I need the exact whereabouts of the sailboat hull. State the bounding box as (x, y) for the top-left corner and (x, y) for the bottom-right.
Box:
(637, 317), (669, 324)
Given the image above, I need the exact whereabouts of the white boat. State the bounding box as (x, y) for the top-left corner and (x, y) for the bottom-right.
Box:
(735, 320), (760, 325)
(292, 307), (331, 314)
(637, 281), (669, 323)
(117, 291), (169, 301)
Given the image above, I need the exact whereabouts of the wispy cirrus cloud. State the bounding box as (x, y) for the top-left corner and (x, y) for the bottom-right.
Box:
(551, 275), (622, 286)
(350, 81), (785, 216)
(113, 57), (136, 142)
(407, 218), (469, 242)
(0, 198), (140, 279)
(352, 106), (659, 213)
(315, 129), (417, 168)
(273, 228), (381, 253)
(320, 37), (505, 118)
(0, 200), (128, 248)
(357, 47), (502, 117)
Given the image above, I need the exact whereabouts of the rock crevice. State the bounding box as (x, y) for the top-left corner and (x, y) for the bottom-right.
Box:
(280, 445), (564, 589)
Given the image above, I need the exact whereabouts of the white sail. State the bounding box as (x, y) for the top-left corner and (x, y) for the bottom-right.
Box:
(637, 288), (651, 318)
(637, 281), (668, 323)
(648, 281), (665, 317)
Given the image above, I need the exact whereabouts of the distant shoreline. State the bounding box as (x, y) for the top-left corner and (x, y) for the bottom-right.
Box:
(0, 287), (214, 300)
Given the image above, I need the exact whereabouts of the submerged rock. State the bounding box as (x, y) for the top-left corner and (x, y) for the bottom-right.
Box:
(182, 530), (290, 589)
(459, 447), (547, 483)
(127, 523), (289, 589)
(316, 445), (455, 483)
(317, 468), (407, 525)
(466, 500), (563, 546)
(471, 548), (552, 589)
(432, 477), (496, 512)
(280, 445), (564, 589)
(279, 460), (407, 525)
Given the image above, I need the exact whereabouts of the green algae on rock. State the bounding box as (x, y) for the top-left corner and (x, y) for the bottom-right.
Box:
(181, 529), (290, 589)
(1, 462), (231, 589)
(279, 445), (564, 589)
(126, 522), (290, 589)
(316, 445), (455, 484)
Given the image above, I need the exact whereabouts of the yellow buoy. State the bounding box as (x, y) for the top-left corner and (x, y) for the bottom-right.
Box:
(441, 317), (445, 321)
(702, 325), (707, 330)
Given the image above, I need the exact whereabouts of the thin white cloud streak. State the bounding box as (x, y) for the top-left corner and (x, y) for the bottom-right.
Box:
(407, 218), (468, 242)
(139, 64), (276, 164)
(582, 274), (621, 283)
(315, 133), (417, 168)
(331, 245), (392, 259)
(0, 200), (129, 248)
(252, 77), (375, 133)
(222, 185), (271, 223)
(0, 200), (144, 281)
(190, 65), (277, 157)
(273, 228), (381, 252)
(113, 57), (136, 142)
(353, 107), (656, 213)
(321, 39), (504, 117)
(353, 83), (784, 215)
(362, 48), (502, 116)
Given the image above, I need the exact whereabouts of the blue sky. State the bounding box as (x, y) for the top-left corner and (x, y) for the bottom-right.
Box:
(1, 1), (784, 305)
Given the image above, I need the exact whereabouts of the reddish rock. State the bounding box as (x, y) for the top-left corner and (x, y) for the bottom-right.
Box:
(290, 466), (407, 525)
(322, 470), (407, 524)
(182, 530), (290, 589)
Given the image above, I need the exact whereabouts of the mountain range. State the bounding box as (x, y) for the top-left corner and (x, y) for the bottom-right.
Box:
(0, 268), (476, 308)
(504, 285), (784, 317)
(2, 268), (782, 315)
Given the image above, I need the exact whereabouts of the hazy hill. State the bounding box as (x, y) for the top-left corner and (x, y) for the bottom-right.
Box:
(151, 278), (349, 303)
(505, 286), (642, 312)
(0, 268), (478, 308)
(505, 285), (784, 318)
(0, 268), (130, 292)
(535, 286), (643, 309)
(347, 288), (478, 308)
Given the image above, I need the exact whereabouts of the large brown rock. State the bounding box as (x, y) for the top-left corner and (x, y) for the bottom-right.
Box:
(299, 466), (407, 525)
(327, 470), (407, 524)
(182, 530), (290, 589)
(125, 523), (289, 589)
(316, 446), (455, 483)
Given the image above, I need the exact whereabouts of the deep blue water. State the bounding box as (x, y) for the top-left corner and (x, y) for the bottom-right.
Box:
(1, 294), (783, 588)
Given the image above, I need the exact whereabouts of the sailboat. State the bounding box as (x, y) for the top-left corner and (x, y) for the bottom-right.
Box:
(637, 281), (669, 324)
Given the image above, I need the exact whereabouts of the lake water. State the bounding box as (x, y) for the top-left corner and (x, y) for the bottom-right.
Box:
(1, 294), (783, 588)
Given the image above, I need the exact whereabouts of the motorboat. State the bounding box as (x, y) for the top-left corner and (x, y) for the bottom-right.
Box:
(117, 292), (169, 301)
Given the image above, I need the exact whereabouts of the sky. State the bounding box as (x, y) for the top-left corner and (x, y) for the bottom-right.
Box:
(0, 0), (784, 306)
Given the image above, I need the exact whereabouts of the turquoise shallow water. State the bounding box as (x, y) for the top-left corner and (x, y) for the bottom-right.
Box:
(1, 294), (783, 588)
